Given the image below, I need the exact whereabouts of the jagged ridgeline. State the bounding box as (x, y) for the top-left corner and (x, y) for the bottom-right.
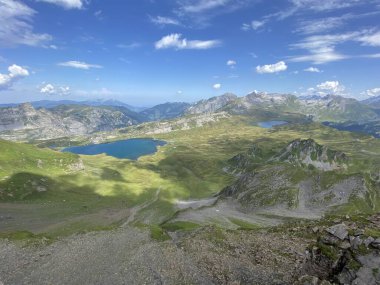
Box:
(221, 139), (378, 217)
(1, 92), (379, 141)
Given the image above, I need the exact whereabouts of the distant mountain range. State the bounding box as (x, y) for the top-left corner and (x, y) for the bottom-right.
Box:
(0, 99), (147, 113)
(361, 95), (380, 108)
(0, 92), (379, 141)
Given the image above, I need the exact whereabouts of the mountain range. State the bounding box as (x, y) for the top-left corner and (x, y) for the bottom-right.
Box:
(0, 92), (379, 141)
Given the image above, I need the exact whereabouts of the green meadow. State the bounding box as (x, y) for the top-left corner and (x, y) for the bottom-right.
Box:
(0, 115), (379, 238)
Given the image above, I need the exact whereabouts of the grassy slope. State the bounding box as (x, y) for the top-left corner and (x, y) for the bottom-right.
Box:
(0, 115), (379, 237)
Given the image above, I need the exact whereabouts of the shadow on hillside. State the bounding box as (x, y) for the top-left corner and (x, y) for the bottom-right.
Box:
(101, 167), (126, 182)
(0, 172), (102, 202)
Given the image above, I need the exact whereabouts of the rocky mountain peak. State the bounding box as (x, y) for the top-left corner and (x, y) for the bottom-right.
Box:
(186, 93), (238, 114)
(19, 102), (37, 115)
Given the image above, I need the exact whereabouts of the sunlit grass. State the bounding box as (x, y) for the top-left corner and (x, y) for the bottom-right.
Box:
(1, 115), (379, 236)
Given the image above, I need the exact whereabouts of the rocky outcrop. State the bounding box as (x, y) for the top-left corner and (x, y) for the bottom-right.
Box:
(226, 144), (264, 174)
(219, 139), (374, 219)
(299, 213), (380, 285)
(274, 139), (348, 171)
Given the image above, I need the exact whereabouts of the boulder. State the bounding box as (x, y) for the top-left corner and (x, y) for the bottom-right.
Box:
(325, 224), (348, 240)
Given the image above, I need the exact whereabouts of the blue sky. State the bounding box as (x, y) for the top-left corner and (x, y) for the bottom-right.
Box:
(0, 0), (380, 106)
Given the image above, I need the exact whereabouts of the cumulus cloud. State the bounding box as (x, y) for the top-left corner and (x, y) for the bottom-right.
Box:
(150, 16), (181, 26)
(213, 83), (221, 89)
(304, 67), (321, 73)
(40, 83), (70, 95)
(0, 0), (52, 47)
(58, 61), (103, 70)
(256, 61), (287, 74)
(0, 64), (29, 90)
(227, 60), (236, 67)
(37, 0), (84, 9)
(155, 33), (221, 50)
(317, 81), (345, 94)
(362, 88), (380, 97)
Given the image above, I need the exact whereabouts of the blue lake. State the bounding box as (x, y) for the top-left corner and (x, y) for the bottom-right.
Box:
(62, 138), (166, 160)
(257, 121), (288, 128)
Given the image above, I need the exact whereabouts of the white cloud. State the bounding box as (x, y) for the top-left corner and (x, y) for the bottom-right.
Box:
(363, 53), (380, 58)
(150, 16), (181, 26)
(0, 64), (29, 90)
(94, 10), (103, 20)
(37, 0), (84, 9)
(304, 67), (321, 73)
(58, 61), (103, 70)
(290, 0), (361, 12)
(177, 90), (183, 95)
(362, 87), (380, 97)
(358, 31), (380, 47)
(40, 83), (55, 94)
(317, 81), (345, 94)
(40, 83), (70, 95)
(242, 20), (266, 31)
(0, 0), (52, 47)
(256, 61), (287, 74)
(175, 0), (251, 27)
(289, 30), (380, 64)
(227, 60), (236, 67)
(213, 83), (221, 89)
(291, 32), (359, 51)
(155, 33), (221, 50)
(116, 42), (141, 49)
(290, 52), (347, 64)
(295, 16), (346, 35)
(179, 0), (230, 13)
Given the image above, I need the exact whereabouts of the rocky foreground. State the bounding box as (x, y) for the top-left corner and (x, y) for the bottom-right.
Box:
(0, 213), (379, 285)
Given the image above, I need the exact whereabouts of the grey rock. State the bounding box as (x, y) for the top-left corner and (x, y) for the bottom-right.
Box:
(338, 268), (356, 285)
(296, 275), (319, 285)
(339, 240), (351, 249)
(354, 229), (365, 236)
(371, 238), (380, 249)
(312, 226), (319, 233)
(364, 236), (375, 248)
(354, 252), (380, 285)
(350, 236), (363, 249)
(325, 224), (348, 240)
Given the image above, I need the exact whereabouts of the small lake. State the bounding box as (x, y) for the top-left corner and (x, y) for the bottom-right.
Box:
(257, 121), (288, 128)
(62, 138), (166, 160)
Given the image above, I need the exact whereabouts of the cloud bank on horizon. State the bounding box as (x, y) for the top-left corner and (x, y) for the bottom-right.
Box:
(0, 0), (379, 104)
